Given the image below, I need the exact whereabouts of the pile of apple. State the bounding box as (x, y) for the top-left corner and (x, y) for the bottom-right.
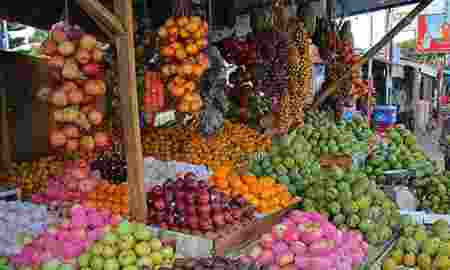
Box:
(77, 221), (175, 270)
(158, 16), (208, 113)
(31, 160), (99, 206)
(147, 173), (256, 238)
(41, 25), (111, 155)
(9, 205), (121, 268)
(241, 211), (368, 270)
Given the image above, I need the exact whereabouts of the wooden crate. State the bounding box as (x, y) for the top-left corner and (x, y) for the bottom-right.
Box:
(151, 199), (301, 258)
(320, 154), (353, 169)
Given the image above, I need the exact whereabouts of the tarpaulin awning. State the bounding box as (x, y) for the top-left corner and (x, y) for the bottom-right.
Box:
(336, 0), (421, 17)
(0, 0), (112, 40)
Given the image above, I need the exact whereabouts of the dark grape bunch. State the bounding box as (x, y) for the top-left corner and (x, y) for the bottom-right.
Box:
(254, 31), (289, 111)
(90, 152), (127, 184)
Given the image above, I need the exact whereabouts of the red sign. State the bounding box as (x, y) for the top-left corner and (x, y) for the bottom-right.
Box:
(417, 14), (450, 53)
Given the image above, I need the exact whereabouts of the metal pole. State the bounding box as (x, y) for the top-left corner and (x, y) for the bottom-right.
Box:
(208, 0), (213, 29)
(313, 0), (434, 109)
(385, 8), (392, 105)
(368, 14), (374, 126)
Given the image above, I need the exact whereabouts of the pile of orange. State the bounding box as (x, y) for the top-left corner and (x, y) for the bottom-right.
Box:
(209, 165), (297, 214)
(83, 182), (129, 216)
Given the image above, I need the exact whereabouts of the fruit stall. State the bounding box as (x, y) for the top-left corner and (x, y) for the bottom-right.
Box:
(0, 0), (448, 270)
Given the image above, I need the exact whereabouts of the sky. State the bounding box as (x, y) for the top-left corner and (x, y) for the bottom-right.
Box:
(350, 0), (446, 49)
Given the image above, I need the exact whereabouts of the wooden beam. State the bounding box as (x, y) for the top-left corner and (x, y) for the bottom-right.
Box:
(77, 0), (125, 40)
(312, 0), (433, 109)
(0, 87), (11, 170)
(113, 0), (147, 223)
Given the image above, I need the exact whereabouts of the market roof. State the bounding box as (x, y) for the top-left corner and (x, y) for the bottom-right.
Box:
(0, 0), (113, 39)
(336, 0), (421, 17)
(0, 0), (424, 34)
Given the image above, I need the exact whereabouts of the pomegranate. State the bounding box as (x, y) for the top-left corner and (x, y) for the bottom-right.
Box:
(50, 90), (68, 107)
(67, 89), (84, 105)
(82, 63), (103, 77)
(75, 49), (91, 65)
(49, 131), (67, 147)
(62, 81), (78, 93)
(88, 110), (103, 126)
(62, 126), (80, 138)
(94, 132), (110, 148)
(58, 41), (76, 56)
(65, 139), (79, 152)
(84, 80), (106, 96)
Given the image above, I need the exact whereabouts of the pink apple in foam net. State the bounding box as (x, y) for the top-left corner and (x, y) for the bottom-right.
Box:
(71, 215), (87, 229)
(60, 219), (71, 229)
(110, 215), (122, 226)
(70, 204), (85, 216)
(289, 241), (307, 255)
(257, 249), (274, 265)
(283, 227), (300, 242)
(271, 224), (288, 240)
(260, 233), (274, 249)
(308, 239), (336, 257)
(298, 222), (323, 244)
(276, 251), (294, 267)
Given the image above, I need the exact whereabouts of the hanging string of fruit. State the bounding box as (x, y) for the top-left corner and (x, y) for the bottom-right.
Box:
(41, 24), (111, 159)
(253, 11), (289, 126)
(279, 4), (316, 131)
(158, 0), (208, 114)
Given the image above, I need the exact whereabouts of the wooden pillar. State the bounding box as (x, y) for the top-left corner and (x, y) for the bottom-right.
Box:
(0, 87), (11, 170)
(113, 0), (147, 222)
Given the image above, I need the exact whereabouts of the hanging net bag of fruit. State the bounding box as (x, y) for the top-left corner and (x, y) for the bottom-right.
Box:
(157, 0), (208, 115)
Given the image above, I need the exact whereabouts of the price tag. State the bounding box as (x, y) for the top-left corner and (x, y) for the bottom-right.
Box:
(423, 214), (450, 225)
(399, 210), (425, 224)
(155, 110), (175, 127)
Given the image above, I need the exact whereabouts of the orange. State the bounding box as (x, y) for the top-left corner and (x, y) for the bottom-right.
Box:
(242, 175), (257, 185)
(230, 179), (243, 189)
(239, 184), (249, 194)
(231, 189), (241, 197)
(260, 176), (275, 186)
(216, 179), (229, 189)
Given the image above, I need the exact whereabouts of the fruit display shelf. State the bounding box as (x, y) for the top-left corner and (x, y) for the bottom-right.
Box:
(148, 202), (299, 258)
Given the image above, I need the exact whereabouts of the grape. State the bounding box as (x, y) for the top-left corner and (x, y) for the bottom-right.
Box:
(254, 31), (289, 100)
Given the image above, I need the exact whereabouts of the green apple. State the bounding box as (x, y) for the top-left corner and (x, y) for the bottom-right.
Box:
(150, 252), (163, 266)
(160, 246), (174, 259)
(118, 250), (137, 266)
(149, 239), (162, 251)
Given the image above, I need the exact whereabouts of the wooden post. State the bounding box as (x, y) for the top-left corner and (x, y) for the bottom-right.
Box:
(0, 87), (11, 170)
(113, 0), (147, 222)
(312, 0), (433, 109)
